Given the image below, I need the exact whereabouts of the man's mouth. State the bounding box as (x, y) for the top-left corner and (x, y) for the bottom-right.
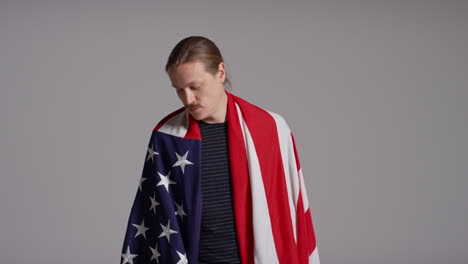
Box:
(189, 106), (201, 112)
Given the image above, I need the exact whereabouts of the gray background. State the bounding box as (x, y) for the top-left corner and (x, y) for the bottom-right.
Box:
(1, 0), (467, 263)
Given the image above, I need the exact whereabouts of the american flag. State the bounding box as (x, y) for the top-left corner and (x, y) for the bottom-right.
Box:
(121, 91), (319, 264)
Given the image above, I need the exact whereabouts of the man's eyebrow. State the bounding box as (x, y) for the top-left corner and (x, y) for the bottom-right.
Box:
(171, 80), (201, 89)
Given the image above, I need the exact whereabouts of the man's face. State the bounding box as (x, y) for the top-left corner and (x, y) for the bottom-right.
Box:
(168, 60), (226, 123)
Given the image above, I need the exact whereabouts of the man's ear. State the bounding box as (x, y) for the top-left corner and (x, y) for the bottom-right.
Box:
(218, 62), (226, 82)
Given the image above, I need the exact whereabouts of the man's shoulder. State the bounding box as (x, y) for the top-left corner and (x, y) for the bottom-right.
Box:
(266, 109), (291, 131)
(232, 94), (292, 133)
(152, 106), (186, 132)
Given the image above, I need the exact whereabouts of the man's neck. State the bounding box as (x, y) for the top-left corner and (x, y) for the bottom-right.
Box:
(201, 91), (228, 124)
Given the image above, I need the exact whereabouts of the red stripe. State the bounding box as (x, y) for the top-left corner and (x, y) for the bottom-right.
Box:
(184, 113), (201, 140)
(296, 191), (309, 263)
(305, 208), (317, 255)
(232, 92), (299, 263)
(226, 91), (255, 263)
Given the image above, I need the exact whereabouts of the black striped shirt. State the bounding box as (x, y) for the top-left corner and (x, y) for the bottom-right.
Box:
(197, 120), (241, 264)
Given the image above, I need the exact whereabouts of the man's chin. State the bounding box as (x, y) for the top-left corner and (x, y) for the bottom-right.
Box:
(189, 112), (203, 120)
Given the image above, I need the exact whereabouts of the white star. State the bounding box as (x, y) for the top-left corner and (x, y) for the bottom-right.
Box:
(176, 250), (188, 264)
(149, 242), (161, 264)
(139, 177), (147, 192)
(172, 151), (194, 174)
(132, 219), (149, 240)
(156, 171), (176, 192)
(121, 246), (138, 264)
(146, 144), (159, 163)
(149, 192), (159, 215)
(174, 201), (187, 222)
(158, 219), (178, 243)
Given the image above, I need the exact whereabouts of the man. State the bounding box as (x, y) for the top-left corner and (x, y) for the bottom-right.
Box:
(120, 36), (319, 264)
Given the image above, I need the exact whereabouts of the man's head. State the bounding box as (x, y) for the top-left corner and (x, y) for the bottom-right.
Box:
(165, 36), (231, 123)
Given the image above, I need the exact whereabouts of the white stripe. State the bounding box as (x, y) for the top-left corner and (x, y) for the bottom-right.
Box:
(235, 103), (279, 263)
(267, 111), (299, 243)
(309, 247), (320, 264)
(298, 169), (309, 210)
(156, 110), (188, 138)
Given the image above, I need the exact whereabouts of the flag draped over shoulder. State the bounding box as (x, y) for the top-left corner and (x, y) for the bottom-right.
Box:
(120, 90), (320, 264)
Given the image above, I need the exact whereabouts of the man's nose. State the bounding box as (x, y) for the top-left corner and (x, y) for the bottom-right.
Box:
(181, 89), (195, 106)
